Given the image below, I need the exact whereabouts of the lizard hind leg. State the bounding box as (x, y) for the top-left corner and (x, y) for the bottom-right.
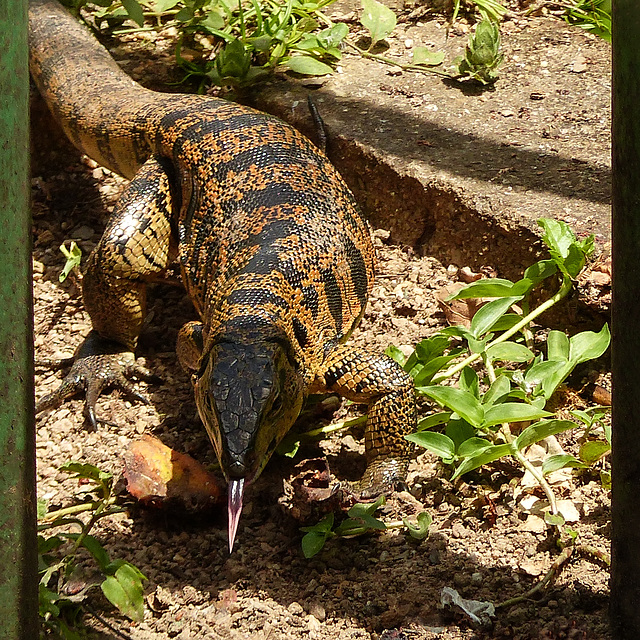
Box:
(36, 156), (174, 427)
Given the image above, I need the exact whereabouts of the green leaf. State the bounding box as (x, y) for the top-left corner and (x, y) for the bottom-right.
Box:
(151, 0), (182, 13)
(485, 342), (535, 363)
(301, 513), (334, 557)
(412, 47), (445, 66)
(121, 0), (145, 26)
(448, 278), (515, 300)
(568, 324), (610, 364)
(337, 497), (386, 534)
(457, 437), (493, 458)
(403, 511), (432, 539)
(347, 495), (385, 519)
(542, 454), (588, 475)
(337, 513), (386, 534)
(451, 443), (513, 480)
(523, 259), (557, 286)
(37, 499), (48, 520)
(80, 535), (110, 573)
(471, 297), (522, 338)
(412, 355), (456, 386)
(459, 366), (479, 398)
(488, 313), (524, 332)
(101, 563), (146, 622)
(538, 218), (576, 258)
(524, 360), (572, 399)
(468, 335), (492, 354)
(58, 241), (82, 283)
(416, 411), (452, 431)
(538, 218), (592, 277)
(418, 386), (484, 428)
(547, 330), (570, 361)
(579, 440), (611, 465)
(317, 23), (349, 48)
(569, 406), (610, 429)
(483, 403), (552, 428)
(446, 418), (476, 450)
(361, 0), (397, 46)
(286, 55), (333, 75)
(215, 38), (251, 79)
(406, 431), (455, 461)
(515, 419), (576, 450)
(407, 335), (451, 369)
(200, 9), (226, 32)
(38, 534), (65, 555)
(482, 375), (511, 407)
(545, 512), (565, 527)
(302, 532), (328, 559)
(300, 513), (334, 535)
(385, 344), (406, 366)
(275, 432), (301, 458)
(60, 461), (112, 485)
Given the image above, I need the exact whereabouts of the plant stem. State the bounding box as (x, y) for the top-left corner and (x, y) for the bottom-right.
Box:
(430, 275), (573, 385)
(496, 545), (574, 608)
(512, 447), (558, 514)
(298, 415), (366, 439)
(343, 40), (452, 78)
(482, 332), (558, 514)
(39, 501), (112, 523)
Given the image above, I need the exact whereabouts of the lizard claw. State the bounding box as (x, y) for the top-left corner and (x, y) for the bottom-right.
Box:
(36, 330), (160, 428)
(355, 457), (410, 500)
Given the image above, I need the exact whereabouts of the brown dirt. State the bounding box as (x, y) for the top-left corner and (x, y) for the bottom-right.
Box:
(32, 3), (611, 639)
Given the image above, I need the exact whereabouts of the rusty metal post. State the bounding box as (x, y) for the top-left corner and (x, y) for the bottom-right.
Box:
(0, 0), (39, 637)
(611, 1), (640, 637)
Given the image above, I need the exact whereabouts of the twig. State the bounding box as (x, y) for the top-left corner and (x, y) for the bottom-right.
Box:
(483, 354), (559, 515)
(496, 545), (574, 608)
(343, 40), (452, 78)
(85, 605), (133, 640)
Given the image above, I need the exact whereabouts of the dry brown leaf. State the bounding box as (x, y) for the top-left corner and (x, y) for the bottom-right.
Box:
(459, 266), (483, 283)
(123, 434), (224, 509)
(436, 283), (484, 327)
(592, 385), (611, 406)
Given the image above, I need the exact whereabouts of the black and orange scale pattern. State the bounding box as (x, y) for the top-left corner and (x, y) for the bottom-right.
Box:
(30, 0), (416, 493)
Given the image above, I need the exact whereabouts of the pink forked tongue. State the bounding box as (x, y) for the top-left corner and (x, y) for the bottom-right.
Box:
(228, 478), (245, 553)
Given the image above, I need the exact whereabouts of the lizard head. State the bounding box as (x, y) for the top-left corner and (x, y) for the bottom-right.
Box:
(193, 334), (304, 550)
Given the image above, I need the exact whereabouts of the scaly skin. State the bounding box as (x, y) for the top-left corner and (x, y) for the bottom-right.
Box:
(30, 0), (417, 547)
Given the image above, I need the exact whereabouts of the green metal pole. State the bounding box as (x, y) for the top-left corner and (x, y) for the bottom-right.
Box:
(0, 0), (39, 637)
(611, 1), (640, 637)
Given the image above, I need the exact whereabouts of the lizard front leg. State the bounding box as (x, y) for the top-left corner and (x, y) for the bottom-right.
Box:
(318, 344), (417, 497)
(36, 156), (175, 426)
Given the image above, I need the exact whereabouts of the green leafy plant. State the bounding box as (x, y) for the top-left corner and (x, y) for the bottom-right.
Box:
(453, 18), (503, 84)
(563, 0), (611, 42)
(59, 241), (83, 283)
(451, 0), (507, 24)
(38, 462), (146, 637)
(360, 0), (396, 49)
(300, 496), (432, 557)
(389, 218), (609, 519)
(73, 0), (457, 90)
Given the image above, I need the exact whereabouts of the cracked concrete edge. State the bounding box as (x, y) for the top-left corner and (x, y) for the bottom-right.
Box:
(252, 80), (609, 288)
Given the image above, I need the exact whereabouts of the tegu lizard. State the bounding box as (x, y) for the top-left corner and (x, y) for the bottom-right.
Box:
(30, 0), (417, 550)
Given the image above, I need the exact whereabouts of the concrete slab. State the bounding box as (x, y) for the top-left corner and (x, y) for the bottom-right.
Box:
(252, 14), (611, 282)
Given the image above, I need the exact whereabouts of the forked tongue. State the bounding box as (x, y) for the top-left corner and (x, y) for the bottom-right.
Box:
(228, 478), (245, 553)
